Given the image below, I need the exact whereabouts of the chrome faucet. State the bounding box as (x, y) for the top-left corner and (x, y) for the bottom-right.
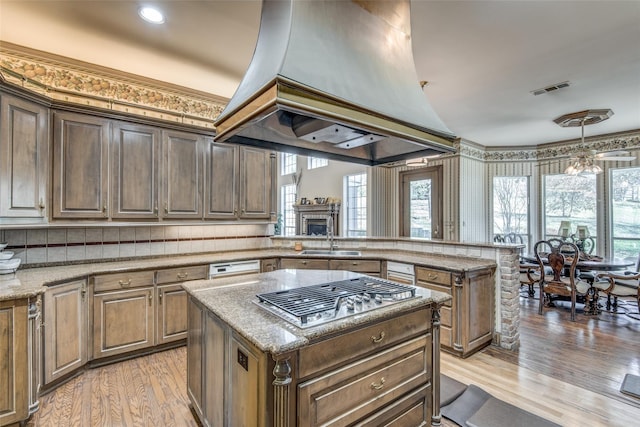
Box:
(327, 203), (337, 251)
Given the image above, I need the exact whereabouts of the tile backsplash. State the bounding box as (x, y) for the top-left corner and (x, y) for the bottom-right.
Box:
(1, 224), (274, 266)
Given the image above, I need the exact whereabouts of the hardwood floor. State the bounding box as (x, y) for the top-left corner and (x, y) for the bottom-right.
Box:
(27, 292), (640, 427)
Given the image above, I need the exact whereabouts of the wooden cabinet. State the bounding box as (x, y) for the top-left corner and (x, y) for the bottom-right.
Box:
(52, 111), (110, 219)
(111, 122), (160, 219)
(261, 258), (279, 272)
(43, 279), (88, 385)
(329, 259), (380, 276)
(280, 258), (330, 270)
(0, 93), (48, 220)
(205, 142), (274, 220)
(188, 297), (437, 427)
(91, 271), (155, 359)
(415, 266), (494, 358)
(156, 265), (207, 345)
(162, 130), (203, 219)
(0, 298), (28, 426)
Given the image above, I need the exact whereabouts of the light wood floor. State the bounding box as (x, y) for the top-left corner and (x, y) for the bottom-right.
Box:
(27, 292), (640, 427)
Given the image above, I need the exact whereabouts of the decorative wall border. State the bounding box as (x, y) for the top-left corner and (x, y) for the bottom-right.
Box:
(0, 42), (228, 129)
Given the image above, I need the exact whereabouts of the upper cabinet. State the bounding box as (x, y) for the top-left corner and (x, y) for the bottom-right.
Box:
(52, 111), (110, 219)
(162, 130), (204, 219)
(111, 122), (160, 219)
(205, 142), (275, 220)
(0, 93), (49, 221)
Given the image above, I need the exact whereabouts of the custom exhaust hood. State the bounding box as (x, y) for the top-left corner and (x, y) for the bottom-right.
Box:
(214, 0), (456, 166)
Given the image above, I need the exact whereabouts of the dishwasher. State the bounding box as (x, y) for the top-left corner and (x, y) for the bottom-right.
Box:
(386, 261), (415, 285)
(209, 260), (261, 279)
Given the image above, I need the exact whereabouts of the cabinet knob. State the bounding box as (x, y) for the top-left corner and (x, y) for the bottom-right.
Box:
(164, 203), (168, 214)
(149, 292), (153, 304)
(370, 331), (386, 343)
(103, 204), (107, 214)
(301, 260), (307, 265)
(159, 291), (163, 303)
(370, 377), (385, 390)
(39, 198), (45, 211)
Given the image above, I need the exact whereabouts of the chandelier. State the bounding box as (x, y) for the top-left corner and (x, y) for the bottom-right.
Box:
(564, 154), (602, 175)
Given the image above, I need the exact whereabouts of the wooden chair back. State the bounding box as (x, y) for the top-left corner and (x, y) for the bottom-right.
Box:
(534, 238), (580, 295)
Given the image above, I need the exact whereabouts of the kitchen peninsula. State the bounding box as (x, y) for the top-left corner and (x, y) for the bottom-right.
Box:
(183, 269), (451, 427)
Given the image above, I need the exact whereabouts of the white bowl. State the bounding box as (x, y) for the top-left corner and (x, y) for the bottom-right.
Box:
(0, 258), (20, 274)
(0, 242), (7, 251)
(0, 251), (14, 260)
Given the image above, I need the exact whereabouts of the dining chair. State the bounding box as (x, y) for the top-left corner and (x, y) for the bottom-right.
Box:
(503, 233), (539, 297)
(596, 253), (640, 313)
(534, 238), (609, 321)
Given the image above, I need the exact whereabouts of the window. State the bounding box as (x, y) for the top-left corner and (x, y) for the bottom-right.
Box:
(543, 174), (597, 248)
(281, 153), (296, 176)
(399, 166), (443, 238)
(280, 184), (297, 236)
(610, 167), (640, 261)
(308, 157), (328, 169)
(344, 173), (367, 237)
(493, 176), (529, 247)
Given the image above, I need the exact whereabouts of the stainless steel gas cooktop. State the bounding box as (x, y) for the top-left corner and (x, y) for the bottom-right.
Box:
(255, 276), (417, 328)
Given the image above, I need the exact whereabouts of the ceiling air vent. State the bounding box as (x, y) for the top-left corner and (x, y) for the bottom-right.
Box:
(531, 81), (570, 96)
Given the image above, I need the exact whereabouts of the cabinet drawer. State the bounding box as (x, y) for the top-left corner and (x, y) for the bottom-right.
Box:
(280, 258), (329, 270)
(156, 265), (207, 284)
(415, 267), (451, 286)
(93, 270), (155, 292)
(329, 259), (380, 273)
(299, 308), (430, 378)
(356, 383), (430, 427)
(298, 335), (430, 427)
(441, 306), (452, 327)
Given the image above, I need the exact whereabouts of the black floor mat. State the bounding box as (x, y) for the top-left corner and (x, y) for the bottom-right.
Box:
(621, 373), (640, 399)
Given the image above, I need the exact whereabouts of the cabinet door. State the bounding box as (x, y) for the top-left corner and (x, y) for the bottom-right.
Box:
(52, 111), (109, 218)
(239, 146), (272, 219)
(156, 284), (188, 345)
(162, 130), (203, 219)
(43, 279), (88, 385)
(261, 258), (279, 272)
(0, 299), (28, 426)
(92, 287), (155, 359)
(111, 122), (160, 219)
(0, 93), (48, 219)
(205, 141), (238, 219)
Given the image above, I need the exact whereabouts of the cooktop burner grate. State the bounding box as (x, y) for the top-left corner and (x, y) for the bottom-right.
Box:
(256, 277), (416, 326)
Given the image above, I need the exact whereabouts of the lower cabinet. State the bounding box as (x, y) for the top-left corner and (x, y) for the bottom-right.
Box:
(0, 298), (28, 427)
(92, 286), (155, 359)
(415, 266), (494, 358)
(43, 279), (88, 385)
(260, 258), (279, 272)
(188, 297), (435, 427)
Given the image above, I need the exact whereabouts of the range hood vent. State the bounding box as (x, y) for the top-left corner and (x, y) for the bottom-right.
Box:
(214, 0), (456, 166)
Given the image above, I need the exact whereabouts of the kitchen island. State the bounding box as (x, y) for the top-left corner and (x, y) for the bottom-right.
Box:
(183, 269), (451, 427)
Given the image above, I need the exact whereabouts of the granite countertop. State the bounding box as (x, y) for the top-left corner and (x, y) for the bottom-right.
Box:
(0, 248), (496, 302)
(182, 269), (451, 356)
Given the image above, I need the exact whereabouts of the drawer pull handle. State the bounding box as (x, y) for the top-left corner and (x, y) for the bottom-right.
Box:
(370, 377), (385, 390)
(427, 273), (439, 280)
(352, 262), (358, 265)
(302, 261), (307, 265)
(370, 331), (386, 343)
(119, 279), (132, 287)
(176, 272), (189, 280)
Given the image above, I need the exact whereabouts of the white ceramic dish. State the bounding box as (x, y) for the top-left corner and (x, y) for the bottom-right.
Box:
(0, 242), (7, 251)
(0, 257), (20, 274)
(0, 251), (14, 260)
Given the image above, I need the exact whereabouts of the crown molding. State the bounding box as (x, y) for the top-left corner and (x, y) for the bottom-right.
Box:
(0, 42), (228, 129)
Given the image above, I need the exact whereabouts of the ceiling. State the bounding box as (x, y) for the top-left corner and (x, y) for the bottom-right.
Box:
(1, 0), (639, 148)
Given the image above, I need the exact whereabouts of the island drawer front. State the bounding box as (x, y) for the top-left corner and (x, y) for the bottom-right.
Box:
(298, 335), (430, 426)
(441, 306), (452, 327)
(93, 271), (155, 292)
(156, 265), (207, 284)
(415, 267), (451, 287)
(280, 258), (329, 270)
(298, 308), (430, 379)
(356, 383), (430, 426)
(328, 259), (380, 273)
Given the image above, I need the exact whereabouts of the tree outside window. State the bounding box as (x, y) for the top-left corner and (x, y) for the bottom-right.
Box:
(611, 167), (640, 261)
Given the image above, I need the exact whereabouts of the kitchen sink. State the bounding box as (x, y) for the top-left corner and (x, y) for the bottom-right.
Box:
(299, 250), (362, 256)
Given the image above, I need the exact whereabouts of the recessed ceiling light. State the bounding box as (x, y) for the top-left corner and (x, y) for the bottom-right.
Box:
(138, 6), (165, 24)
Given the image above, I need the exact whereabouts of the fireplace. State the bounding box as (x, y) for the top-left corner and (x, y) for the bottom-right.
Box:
(294, 203), (340, 236)
(306, 219), (328, 236)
